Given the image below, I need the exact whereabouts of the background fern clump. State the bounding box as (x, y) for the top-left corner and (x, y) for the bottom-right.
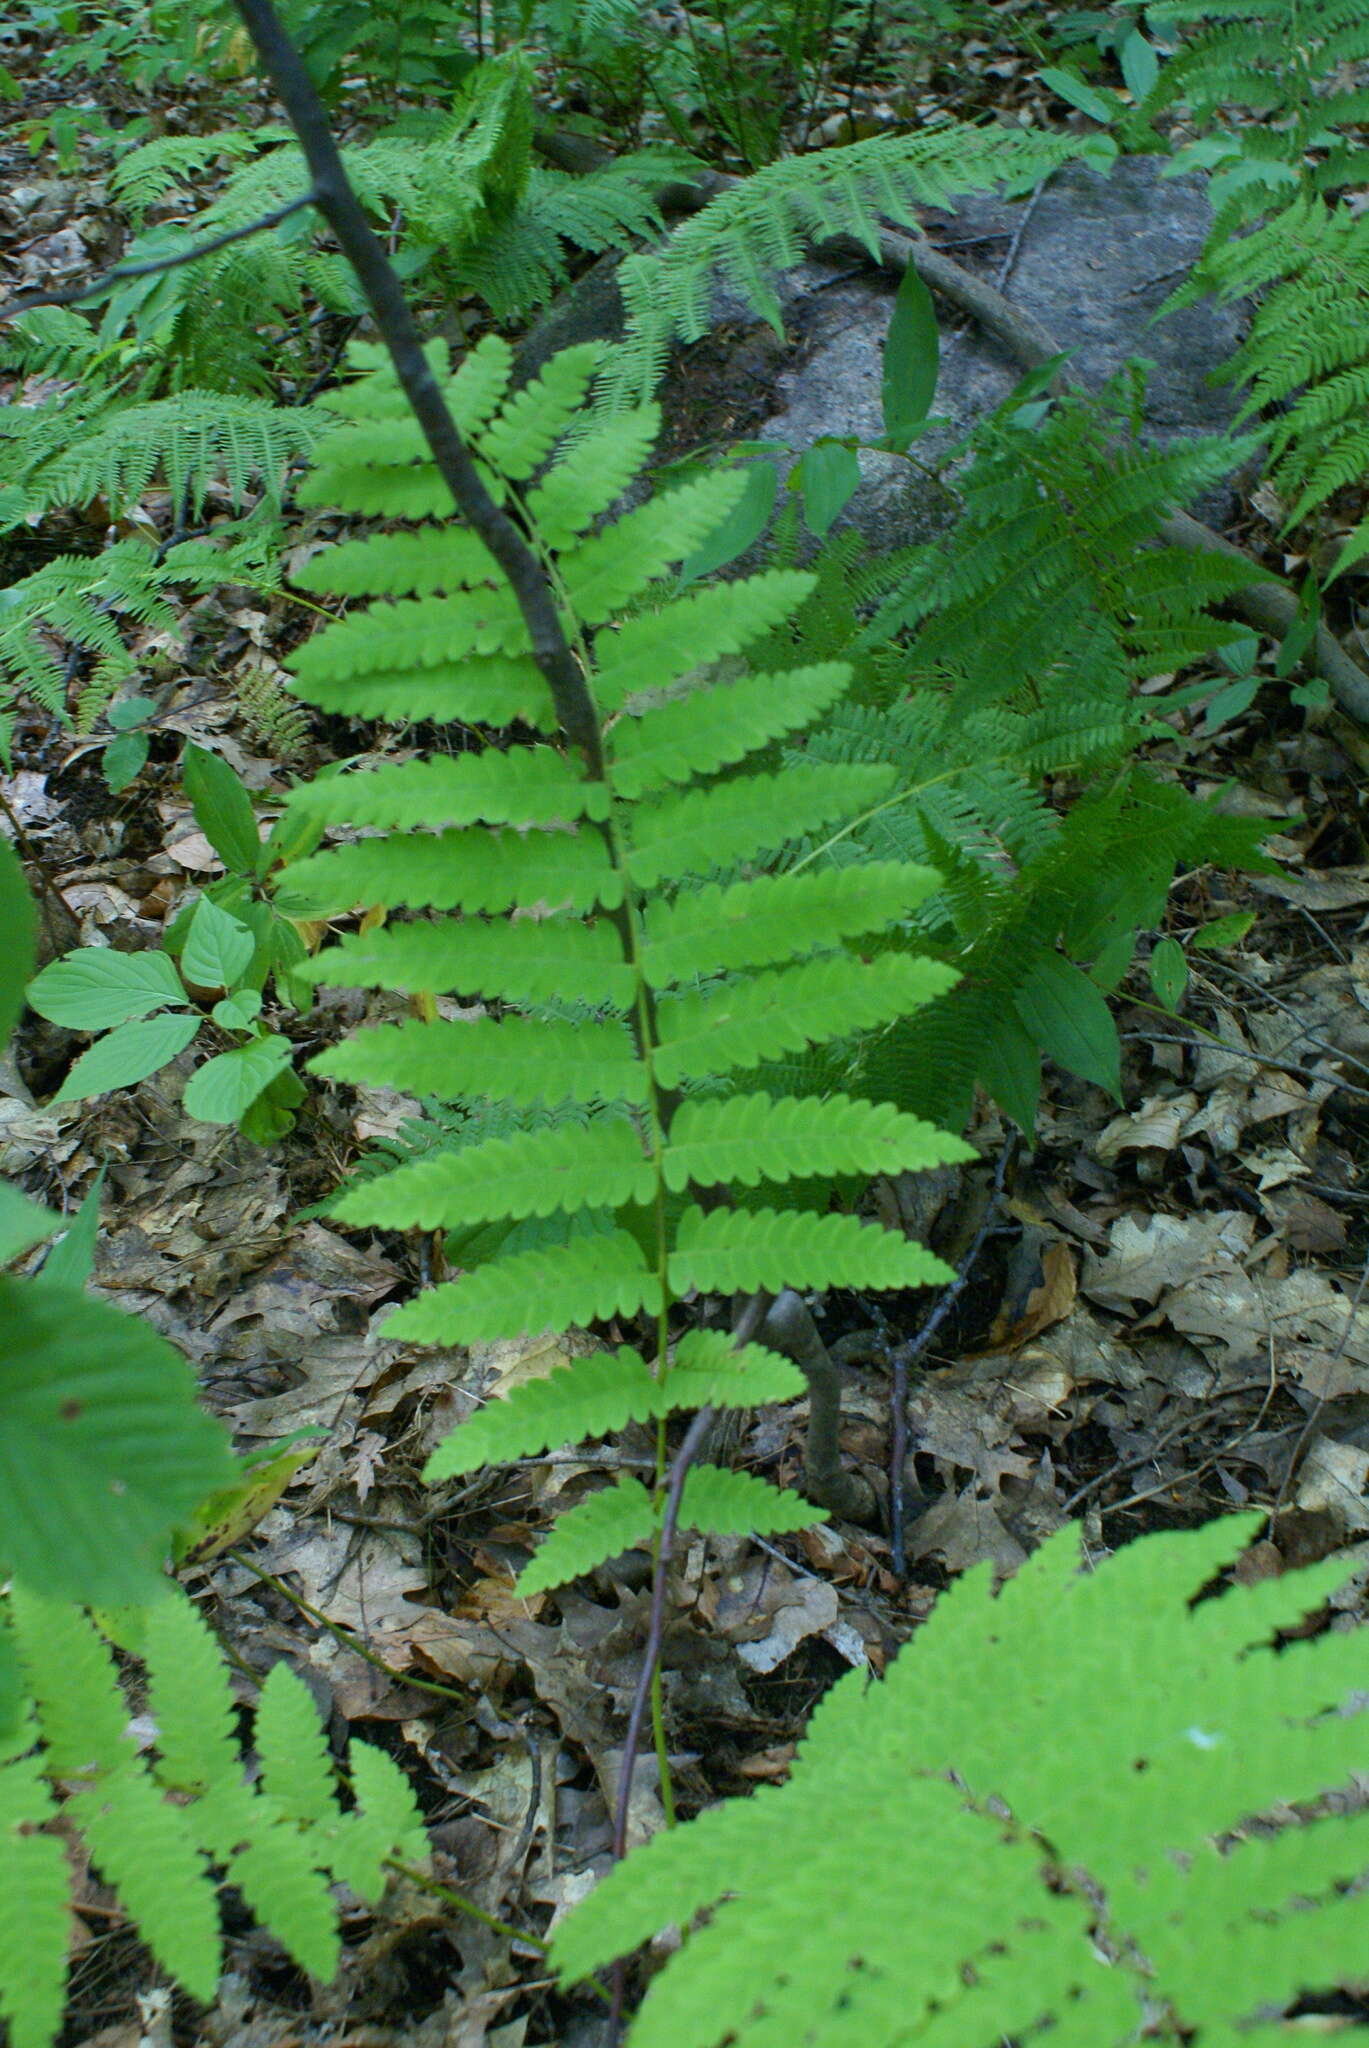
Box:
(273, 331), (973, 1595)
(554, 1514), (1369, 2047)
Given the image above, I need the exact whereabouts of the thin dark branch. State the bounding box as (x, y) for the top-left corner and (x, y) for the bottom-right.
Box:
(0, 196), (319, 322)
(229, 0), (606, 771)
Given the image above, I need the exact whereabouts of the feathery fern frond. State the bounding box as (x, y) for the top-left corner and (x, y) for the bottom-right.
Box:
(552, 1514), (1369, 2048)
(0, 1582), (426, 2046)
(281, 334), (966, 1595)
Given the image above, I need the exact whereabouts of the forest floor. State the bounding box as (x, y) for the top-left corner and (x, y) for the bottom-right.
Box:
(3, 10), (1369, 2046)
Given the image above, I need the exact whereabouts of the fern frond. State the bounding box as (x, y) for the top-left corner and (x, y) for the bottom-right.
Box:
(309, 1015), (648, 1108)
(142, 1594), (239, 1798)
(336, 1118), (653, 1229)
(0, 1751), (68, 2048)
(254, 1662), (341, 1828)
(386, 1230), (661, 1345)
(71, 1767), (222, 1999)
(641, 863), (941, 986)
(27, 392), (319, 520)
(228, 1822), (340, 1981)
(277, 824), (617, 918)
(517, 1477), (657, 1596)
(305, 913), (636, 1009)
(663, 1093), (972, 1190)
(593, 571), (817, 708)
(558, 470), (750, 618)
(678, 1465), (821, 1539)
(284, 751), (608, 831)
(661, 1330), (806, 1410)
(425, 1349), (662, 1480)
(624, 763), (895, 889)
(653, 953), (958, 1086)
(668, 1205), (953, 1295)
(608, 662), (852, 797)
(333, 1742), (428, 1900)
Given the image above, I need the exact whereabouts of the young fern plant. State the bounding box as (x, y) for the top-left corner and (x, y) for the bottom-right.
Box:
(275, 331), (973, 1600)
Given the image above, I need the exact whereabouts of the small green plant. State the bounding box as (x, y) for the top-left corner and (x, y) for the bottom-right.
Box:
(553, 1512), (1369, 2045)
(0, 1584), (427, 2048)
(25, 744), (315, 1139)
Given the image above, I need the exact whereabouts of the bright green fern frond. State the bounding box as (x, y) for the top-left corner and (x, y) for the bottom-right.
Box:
(607, 662), (852, 797)
(283, 752), (608, 831)
(678, 1465), (822, 1540)
(9, 1590), (130, 1776)
(517, 1477), (657, 1597)
(558, 469), (750, 619)
(0, 1751), (68, 2048)
(625, 763), (895, 889)
(664, 1093), (973, 1190)
(255, 1662), (341, 1828)
(526, 404), (661, 547)
(142, 1592), (239, 1797)
(335, 1117), (653, 1229)
(304, 913), (636, 1010)
(641, 863), (941, 986)
(480, 342), (603, 477)
(70, 1767), (221, 2001)
(654, 953), (958, 1086)
(668, 1204), (952, 1295)
(592, 572), (817, 708)
(386, 1230), (662, 1346)
(661, 1331), (806, 1410)
(553, 1514), (1369, 2048)
(333, 1741), (428, 1901)
(30, 392), (319, 520)
(309, 1016), (648, 1109)
(425, 1350), (663, 1480)
(293, 526), (499, 598)
(228, 1823), (340, 1982)
(277, 824), (618, 918)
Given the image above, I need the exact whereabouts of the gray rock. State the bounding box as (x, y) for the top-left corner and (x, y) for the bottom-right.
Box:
(516, 154), (1245, 550)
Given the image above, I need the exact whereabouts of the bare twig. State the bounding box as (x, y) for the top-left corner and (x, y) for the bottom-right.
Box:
(0, 196), (319, 323)
(230, 0), (606, 770)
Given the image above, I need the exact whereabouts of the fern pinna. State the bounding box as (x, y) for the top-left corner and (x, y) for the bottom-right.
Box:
(275, 332), (971, 1600)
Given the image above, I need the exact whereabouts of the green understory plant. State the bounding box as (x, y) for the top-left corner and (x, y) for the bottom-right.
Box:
(272, 325), (972, 1593)
(0, 1584), (427, 2048)
(26, 744), (316, 1138)
(553, 1512), (1369, 2046)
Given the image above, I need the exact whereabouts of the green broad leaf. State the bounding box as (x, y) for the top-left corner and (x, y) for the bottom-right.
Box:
(0, 1182), (62, 1266)
(679, 1465), (822, 1539)
(680, 461), (778, 584)
(182, 1034), (294, 1124)
(27, 946), (187, 1031)
(425, 1349), (663, 1481)
(799, 440), (861, 536)
(1192, 912), (1256, 952)
(35, 1168), (104, 1291)
(107, 694), (157, 731)
(1149, 937), (1188, 1014)
(386, 1230), (661, 1346)
(978, 1007), (1042, 1132)
(181, 896), (256, 991)
(517, 1477), (657, 1597)
(0, 838), (37, 1049)
(1119, 27), (1159, 101)
(1037, 66), (1121, 123)
(0, 1276), (234, 1603)
(668, 1205), (953, 1297)
(336, 1118), (655, 1231)
(212, 988), (264, 1029)
(881, 262), (939, 452)
(52, 1012), (202, 1103)
(1014, 954), (1121, 1099)
(664, 1093), (973, 1192)
(183, 742), (263, 877)
(661, 1331), (806, 1411)
(101, 729), (150, 793)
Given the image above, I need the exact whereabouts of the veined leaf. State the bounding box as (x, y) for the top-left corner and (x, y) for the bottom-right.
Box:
(309, 1015), (649, 1107)
(26, 946), (187, 1031)
(386, 1230), (661, 1344)
(608, 662), (852, 798)
(335, 1118), (655, 1229)
(282, 750), (609, 831)
(668, 1206), (953, 1295)
(182, 1035), (294, 1123)
(664, 1093), (975, 1190)
(51, 1012), (201, 1103)
(304, 913), (635, 1009)
(655, 954), (959, 1088)
(517, 1476), (657, 1597)
(626, 763), (896, 890)
(642, 862), (941, 987)
(424, 1349), (662, 1480)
